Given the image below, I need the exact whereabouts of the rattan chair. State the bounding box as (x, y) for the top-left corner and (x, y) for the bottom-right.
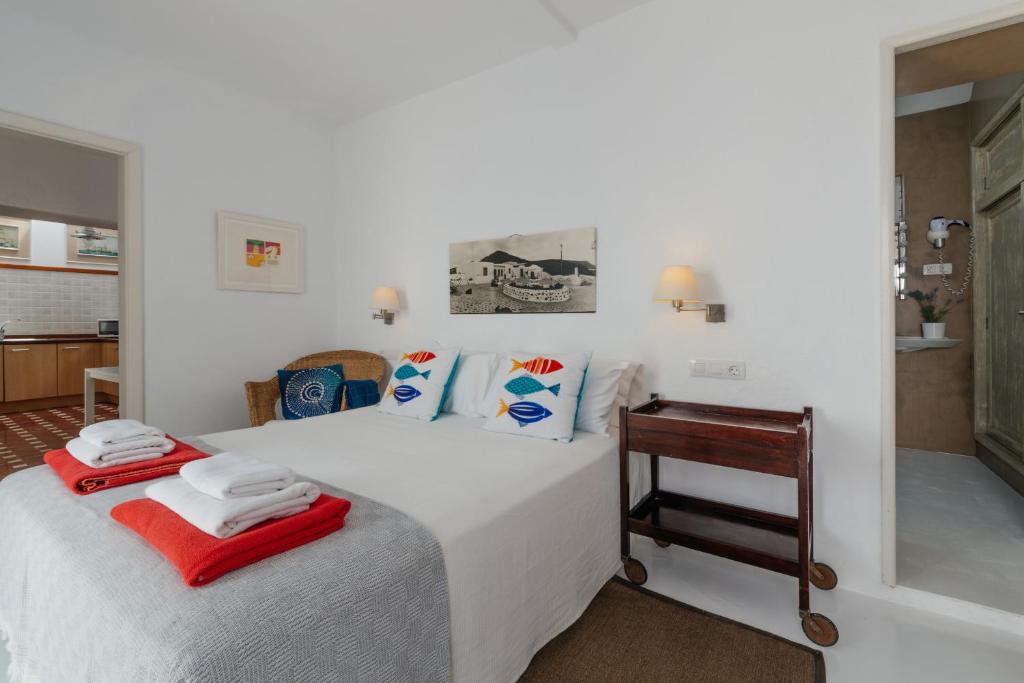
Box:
(245, 350), (386, 427)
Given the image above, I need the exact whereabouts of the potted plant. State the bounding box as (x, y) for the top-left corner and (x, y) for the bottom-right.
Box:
(907, 288), (957, 339)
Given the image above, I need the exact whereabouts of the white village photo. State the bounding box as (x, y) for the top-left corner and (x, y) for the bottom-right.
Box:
(449, 226), (596, 314)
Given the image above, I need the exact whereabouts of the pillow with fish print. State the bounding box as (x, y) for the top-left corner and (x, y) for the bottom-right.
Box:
(377, 346), (461, 421)
(482, 351), (591, 442)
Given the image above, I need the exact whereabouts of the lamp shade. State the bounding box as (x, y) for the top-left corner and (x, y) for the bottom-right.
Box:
(653, 266), (701, 302)
(369, 286), (400, 311)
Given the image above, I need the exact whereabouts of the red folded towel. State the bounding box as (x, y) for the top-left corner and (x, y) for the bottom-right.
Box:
(111, 494), (352, 586)
(44, 437), (208, 495)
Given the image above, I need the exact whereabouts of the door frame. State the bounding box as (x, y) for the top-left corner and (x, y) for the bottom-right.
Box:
(0, 110), (144, 421)
(879, 6), (1024, 587)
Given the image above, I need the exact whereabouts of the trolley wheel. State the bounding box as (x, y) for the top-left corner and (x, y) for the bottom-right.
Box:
(623, 557), (648, 585)
(809, 562), (838, 590)
(801, 613), (839, 647)
(654, 539), (671, 548)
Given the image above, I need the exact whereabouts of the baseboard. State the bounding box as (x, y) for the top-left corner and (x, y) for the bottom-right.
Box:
(975, 435), (1024, 497)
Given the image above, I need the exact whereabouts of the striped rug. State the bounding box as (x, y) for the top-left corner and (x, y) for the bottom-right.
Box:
(0, 404), (119, 482)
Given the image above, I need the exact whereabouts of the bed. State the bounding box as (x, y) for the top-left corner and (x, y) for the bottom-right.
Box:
(0, 408), (623, 682)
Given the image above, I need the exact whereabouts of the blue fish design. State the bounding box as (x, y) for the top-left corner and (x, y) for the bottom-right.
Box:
(504, 376), (560, 398)
(387, 384), (422, 404)
(394, 364), (432, 381)
(497, 398), (553, 427)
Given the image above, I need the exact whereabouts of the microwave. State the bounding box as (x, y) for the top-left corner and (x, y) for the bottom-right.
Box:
(97, 319), (119, 338)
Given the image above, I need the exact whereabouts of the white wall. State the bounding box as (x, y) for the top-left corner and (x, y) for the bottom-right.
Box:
(28, 220), (71, 268)
(334, 0), (1019, 593)
(0, 10), (336, 435)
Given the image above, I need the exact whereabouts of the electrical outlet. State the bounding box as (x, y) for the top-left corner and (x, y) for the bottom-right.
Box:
(690, 360), (746, 380)
(923, 263), (953, 275)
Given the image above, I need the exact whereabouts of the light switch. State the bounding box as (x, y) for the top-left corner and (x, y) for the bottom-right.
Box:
(690, 360), (746, 380)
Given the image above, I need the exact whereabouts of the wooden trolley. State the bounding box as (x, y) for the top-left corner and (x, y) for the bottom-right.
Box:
(619, 397), (839, 646)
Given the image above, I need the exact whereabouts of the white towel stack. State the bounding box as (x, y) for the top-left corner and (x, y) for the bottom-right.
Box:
(147, 452), (318, 539)
(67, 419), (175, 468)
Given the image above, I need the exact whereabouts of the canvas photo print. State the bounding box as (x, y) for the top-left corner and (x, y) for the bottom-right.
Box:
(0, 224), (19, 251)
(449, 226), (596, 314)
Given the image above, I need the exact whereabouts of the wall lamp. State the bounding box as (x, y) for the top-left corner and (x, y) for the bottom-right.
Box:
(370, 286), (400, 325)
(653, 265), (726, 322)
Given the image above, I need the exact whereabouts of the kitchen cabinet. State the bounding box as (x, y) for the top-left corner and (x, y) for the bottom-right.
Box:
(57, 343), (101, 396)
(97, 342), (119, 398)
(4, 344), (58, 401)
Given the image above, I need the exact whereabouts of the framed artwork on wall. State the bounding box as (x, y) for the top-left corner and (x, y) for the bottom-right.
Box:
(66, 225), (119, 269)
(0, 218), (31, 261)
(217, 211), (304, 294)
(449, 226), (597, 314)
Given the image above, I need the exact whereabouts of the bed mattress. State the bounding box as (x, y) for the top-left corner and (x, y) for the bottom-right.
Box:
(202, 409), (622, 683)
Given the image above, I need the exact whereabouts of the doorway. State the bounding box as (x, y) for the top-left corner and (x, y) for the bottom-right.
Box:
(0, 111), (143, 479)
(883, 17), (1024, 614)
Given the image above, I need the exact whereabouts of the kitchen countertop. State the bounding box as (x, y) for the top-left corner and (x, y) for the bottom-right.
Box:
(1, 334), (118, 345)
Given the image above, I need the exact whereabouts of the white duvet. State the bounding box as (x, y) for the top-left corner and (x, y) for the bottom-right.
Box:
(201, 408), (623, 683)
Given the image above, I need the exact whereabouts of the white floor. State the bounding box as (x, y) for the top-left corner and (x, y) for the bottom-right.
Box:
(627, 537), (1024, 682)
(897, 448), (1024, 614)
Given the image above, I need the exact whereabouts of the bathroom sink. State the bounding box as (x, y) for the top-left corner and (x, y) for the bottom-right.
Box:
(896, 337), (961, 353)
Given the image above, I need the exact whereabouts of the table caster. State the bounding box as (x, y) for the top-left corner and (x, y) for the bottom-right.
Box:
(654, 539), (671, 548)
(801, 612), (838, 647)
(810, 562), (838, 590)
(623, 557), (648, 585)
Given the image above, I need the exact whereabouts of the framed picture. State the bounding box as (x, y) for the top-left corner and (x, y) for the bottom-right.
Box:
(0, 218), (31, 261)
(217, 211), (304, 294)
(66, 225), (119, 268)
(449, 226), (596, 314)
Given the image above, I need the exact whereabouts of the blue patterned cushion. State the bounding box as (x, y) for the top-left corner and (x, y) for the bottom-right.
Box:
(276, 364), (345, 420)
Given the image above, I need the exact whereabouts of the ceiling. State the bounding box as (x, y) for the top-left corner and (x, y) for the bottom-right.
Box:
(4, 0), (652, 123)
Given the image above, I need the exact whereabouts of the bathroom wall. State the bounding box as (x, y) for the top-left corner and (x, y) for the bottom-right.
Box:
(0, 268), (118, 336)
(969, 71), (1024, 140)
(895, 104), (975, 456)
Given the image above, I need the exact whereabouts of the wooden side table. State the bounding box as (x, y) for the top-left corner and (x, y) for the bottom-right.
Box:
(619, 396), (839, 647)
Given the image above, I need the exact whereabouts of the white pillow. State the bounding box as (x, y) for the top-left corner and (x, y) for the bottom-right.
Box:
(483, 351), (591, 442)
(442, 351), (498, 417)
(576, 359), (635, 435)
(378, 346), (461, 421)
(608, 362), (640, 430)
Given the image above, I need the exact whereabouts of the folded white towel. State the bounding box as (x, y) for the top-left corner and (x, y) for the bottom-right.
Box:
(79, 419), (165, 447)
(146, 478), (321, 539)
(179, 452), (296, 499)
(66, 436), (176, 469)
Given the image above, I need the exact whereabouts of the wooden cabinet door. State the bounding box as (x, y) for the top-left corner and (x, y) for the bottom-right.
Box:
(973, 101), (1023, 211)
(986, 188), (1024, 456)
(57, 343), (101, 396)
(97, 342), (119, 397)
(3, 344), (58, 401)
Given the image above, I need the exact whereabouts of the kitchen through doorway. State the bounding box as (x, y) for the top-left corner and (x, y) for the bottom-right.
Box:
(0, 112), (142, 481)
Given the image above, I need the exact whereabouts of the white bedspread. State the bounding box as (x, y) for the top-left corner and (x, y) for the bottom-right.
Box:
(201, 409), (621, 683)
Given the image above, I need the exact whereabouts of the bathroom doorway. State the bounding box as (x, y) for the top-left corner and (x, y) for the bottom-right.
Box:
(889, 20), (1024, 613)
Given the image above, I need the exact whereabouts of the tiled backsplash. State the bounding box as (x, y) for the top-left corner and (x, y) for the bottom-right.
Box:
(0, 268), (118, 335)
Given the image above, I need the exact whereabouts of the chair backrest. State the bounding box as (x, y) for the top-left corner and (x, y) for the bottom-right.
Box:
(245, 350), (386, 427)
(284, 350), (386, 383)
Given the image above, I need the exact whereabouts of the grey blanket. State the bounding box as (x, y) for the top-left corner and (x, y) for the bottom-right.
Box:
(0, 460), (451, 682)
